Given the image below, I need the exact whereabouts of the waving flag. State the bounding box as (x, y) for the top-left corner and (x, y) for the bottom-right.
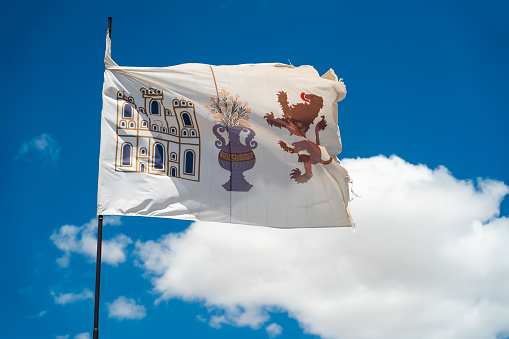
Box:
(97, 36), (355, 228)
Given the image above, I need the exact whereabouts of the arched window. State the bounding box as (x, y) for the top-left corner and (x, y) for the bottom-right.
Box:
(170, 127), (176, 134)
(129, 121), (135, 128)
(171, 167), (177, 177)
(162, 127), (167, 133)
(153, 143), (164, 170)
(171, 152), (177, 160)
(191, 129), (196, 137)
(140, 148), (147, 156)
(182, 130), (188, 137)
(151, 100), (160, 115)
(142, 121), (148, 128)
(121, 143), (132, 166)
(140, 163), (146, 172)
(181, 112), (193, 126)
(120, 121), (126, 128)
(153, 125), (158, 131)
(184, 150), (195, 175)
(123, 104), (133, 118)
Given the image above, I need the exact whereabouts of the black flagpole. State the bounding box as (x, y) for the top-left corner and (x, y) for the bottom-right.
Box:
(93, 17), (111, 339)
(93, 215), (104, 339)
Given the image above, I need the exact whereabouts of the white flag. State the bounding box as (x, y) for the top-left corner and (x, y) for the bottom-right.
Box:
(97, 36), (355, 228)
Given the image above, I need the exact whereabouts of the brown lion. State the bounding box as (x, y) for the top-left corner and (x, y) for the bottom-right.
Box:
(264, 91), (333, 183)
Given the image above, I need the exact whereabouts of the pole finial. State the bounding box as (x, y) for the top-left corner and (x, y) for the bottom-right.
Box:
(107, 17), (112, 38)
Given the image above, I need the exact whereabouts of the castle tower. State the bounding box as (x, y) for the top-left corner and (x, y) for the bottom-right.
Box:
(173, 99), (200, 181)
(115, 91), (140, 173)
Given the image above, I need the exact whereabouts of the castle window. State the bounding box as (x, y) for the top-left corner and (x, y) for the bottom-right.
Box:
(162, 127), (167, 133)
(166, 110), (171, 115)
(170, 167), (177, 177)
(142, 121), (148, 128)
(123, 104), (133, 118)
(191, 129), (196, 137)
(181, 112), (193, 126)
(154, 143), (164, 170)
(182, 130), (188, 137)
(188, 102), (193, 106)
(140, 148), (147, 156)
(120, 121), (126, 128)
(129, 122), (135, 128)
(180, 100), (186, 106)
(121, 143), (132, 166)
(151, 100), (160, 115)
(170, 127), (176, 134)
(140, 163), (146, 172)
(171, 152), (177, 160)
(153, 125), (158, 131)
(184, 150), (195, 175)
(173, 99), (179, 106)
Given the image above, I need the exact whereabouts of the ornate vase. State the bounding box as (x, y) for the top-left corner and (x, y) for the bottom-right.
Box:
(212, 124), (257, 192)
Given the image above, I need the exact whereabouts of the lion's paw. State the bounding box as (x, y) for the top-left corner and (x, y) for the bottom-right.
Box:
(316, 115), (327, 131)
(279, 140), (295, 153)
(290, 168), (311, 183)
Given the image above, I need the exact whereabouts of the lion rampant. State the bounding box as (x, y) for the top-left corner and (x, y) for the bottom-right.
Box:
(264, 91), (332, 183)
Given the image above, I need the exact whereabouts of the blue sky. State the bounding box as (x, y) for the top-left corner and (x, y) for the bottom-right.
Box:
(2, 1), (509, 338)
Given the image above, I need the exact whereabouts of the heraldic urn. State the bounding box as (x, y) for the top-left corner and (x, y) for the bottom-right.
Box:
(212, 125), (258, 192)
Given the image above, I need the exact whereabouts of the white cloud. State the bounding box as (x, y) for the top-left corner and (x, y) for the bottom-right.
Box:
(106, 296), (147, 320)
(17, 133), (60, 164)
(196, 314), (207, 323)
(209, 315), (228, 329)
(56, 336), (69, 339)
(74, 333), (90, 339)
(51, 289), (93, 305)
(51, 217), (131, 267)
(36, 310), (47, 317)
(266, 323), (283, 338)
(134, 155), (509, 339)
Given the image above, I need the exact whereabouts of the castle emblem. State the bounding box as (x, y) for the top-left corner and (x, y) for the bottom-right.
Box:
(264, 91), (332, 183)
(114, 88), (200, 181)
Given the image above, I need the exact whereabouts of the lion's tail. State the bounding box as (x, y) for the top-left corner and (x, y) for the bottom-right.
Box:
(321, 157), (333, 165)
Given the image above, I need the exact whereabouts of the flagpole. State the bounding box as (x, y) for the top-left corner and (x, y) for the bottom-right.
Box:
(93, 17), (111, 339)
(93, 215), (104, 339)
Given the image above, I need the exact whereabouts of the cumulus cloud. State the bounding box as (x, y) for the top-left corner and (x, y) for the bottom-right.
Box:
(56, 336), (69, 339)
(266, 323), (283, 338)
(51, 216), (131, 267)
(17, 133), (60, 164)
(106, 296), (147, 320)
(74, 333), (90, 339)
(134, 155), (509, 339)
(51, 289), (93, 305)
